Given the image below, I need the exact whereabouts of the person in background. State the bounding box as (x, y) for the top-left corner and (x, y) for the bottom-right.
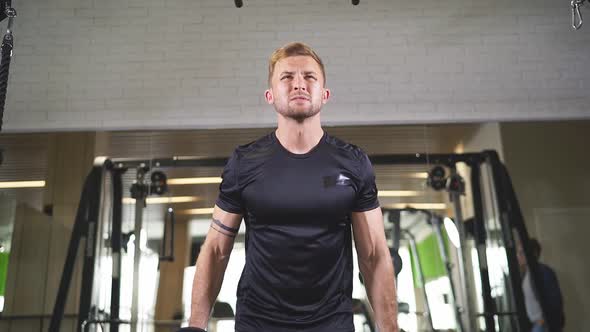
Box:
(517, 238), (565, 332)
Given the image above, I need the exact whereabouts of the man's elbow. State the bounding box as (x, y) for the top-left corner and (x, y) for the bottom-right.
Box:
(358, 248), (380, 272)
(201, 241), (232, 263)
(363, 247), (393, 271)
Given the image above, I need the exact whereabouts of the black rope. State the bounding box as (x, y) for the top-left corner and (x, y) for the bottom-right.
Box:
(0, 32), (12, 132)
(0, 1), (15, 133)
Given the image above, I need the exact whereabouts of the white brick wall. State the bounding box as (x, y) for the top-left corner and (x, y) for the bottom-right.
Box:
(3, 0), (590, 132)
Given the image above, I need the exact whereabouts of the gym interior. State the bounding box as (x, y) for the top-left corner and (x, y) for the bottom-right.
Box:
(0, 1), (589, 332)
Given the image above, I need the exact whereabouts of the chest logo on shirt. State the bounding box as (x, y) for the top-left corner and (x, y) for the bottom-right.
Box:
(323, 174), (352, 188)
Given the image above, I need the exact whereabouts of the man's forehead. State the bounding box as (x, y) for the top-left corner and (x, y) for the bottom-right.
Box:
(275, 56), (321, 72)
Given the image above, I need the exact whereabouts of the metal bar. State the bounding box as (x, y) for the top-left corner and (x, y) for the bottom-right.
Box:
(131, 199), (143, 331)
(110, 168), (125, 332)
(131, 167), (147, 332)
(108, 152), (487, 170)
(449, 167), (475, 332)
(474, 312), (518, 317)
(2, 313), (79, 320)
(160, 207), (169, 260)
(159, 208), (175, 261)
(484, 150), (528, 331)
(389, 211), (401, 285)
(369, 153), (485, 166)
(169, 208), (175, 260)
(111, 156), (228, 169)
(404, 230), (435, 331)
(471, 163), (496, 332)
(391, 214), (401, 251)
(49, 168), (95, 332)
(82, 319), (130, 332)
(431, 216), (464, 332)
(77, 166), (104, 331)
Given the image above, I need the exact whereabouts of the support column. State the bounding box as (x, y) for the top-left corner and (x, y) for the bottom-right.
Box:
(155, 215), (190, 332)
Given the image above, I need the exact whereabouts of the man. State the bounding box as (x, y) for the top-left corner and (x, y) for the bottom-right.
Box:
(517, 238), (565, 332)
(181, 42), (398, 332)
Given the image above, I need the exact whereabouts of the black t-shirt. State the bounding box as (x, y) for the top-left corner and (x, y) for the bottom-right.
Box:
(216, 131), (380, 332)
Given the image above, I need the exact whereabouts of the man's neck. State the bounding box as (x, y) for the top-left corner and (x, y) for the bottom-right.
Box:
(275, 115), (323, 154)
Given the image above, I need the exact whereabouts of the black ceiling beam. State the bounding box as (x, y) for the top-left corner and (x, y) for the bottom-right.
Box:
(234, 0), (360, 8)
(108, 152), (489, 170)
(368, 153), (485, 166)
(110, 156), (229, 169)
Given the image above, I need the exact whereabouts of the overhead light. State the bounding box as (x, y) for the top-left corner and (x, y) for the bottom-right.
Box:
(379, 190), (421, 197)
(177, 208), (215, 215)
(123, 196), (200, 204)
(444, 217), (461, 248)
(0, 180), (46, 189)
(384, 203), (447, 210)
(409, 172), (428, 179)
(167, 177), (222, 185)
(383, 172), (428, 179)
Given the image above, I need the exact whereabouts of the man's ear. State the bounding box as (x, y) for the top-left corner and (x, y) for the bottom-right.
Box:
(322, 88), (331, 104)
(265, 89), (274, 104)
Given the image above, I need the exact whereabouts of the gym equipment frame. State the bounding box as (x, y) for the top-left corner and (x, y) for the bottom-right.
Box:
(49, 150), (549, 332)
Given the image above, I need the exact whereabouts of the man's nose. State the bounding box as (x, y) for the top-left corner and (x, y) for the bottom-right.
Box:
(293, 75), (306, 91)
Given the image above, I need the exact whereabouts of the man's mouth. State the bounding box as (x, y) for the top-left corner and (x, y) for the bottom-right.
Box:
(291, 95), (310, 101)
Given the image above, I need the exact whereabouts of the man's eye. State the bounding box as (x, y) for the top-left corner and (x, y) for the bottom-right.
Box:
(305, 75), (316, 80)
(281, 75), (292, 80)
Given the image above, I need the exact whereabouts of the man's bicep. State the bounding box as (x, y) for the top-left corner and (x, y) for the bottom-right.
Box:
(351, 207), (387, 260)
(211, 205), (242, 237)
(202, 205), (243, 257)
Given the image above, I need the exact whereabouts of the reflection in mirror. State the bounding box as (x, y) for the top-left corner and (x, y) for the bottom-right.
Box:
(0, 120), (587, 331)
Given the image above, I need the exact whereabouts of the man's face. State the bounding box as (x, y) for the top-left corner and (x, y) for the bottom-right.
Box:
(265, 56), (330, 122)
(517, 244), (527, 269)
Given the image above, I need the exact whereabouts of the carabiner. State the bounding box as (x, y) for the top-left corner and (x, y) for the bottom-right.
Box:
(572, 0), (584, 30)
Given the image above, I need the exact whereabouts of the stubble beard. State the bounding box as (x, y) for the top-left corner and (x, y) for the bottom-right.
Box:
(275, 104), (321, 123)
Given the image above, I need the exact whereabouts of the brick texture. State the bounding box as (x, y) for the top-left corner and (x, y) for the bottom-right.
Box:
(4, 0), (590, 131)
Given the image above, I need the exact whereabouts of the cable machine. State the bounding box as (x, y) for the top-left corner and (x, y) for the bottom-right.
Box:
(49, 151), (547, 332)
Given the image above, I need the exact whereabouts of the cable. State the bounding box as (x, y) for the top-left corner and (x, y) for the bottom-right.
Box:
(0, 3), (16, 132)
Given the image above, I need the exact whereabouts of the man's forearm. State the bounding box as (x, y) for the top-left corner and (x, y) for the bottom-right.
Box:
(361, 254), (399, 332)
(189, 243), (231, 328)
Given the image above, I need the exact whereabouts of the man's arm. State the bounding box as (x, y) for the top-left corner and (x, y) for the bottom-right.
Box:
(352, 207), (399, 332)
(189, 205), (243, 329)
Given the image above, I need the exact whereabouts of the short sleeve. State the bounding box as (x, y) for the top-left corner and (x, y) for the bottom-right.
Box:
(352, 152), (380, 212)
(215, 151), (245, 214)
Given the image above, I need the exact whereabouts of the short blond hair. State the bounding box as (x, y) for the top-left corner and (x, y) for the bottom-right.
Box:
(268, 42), (326, 87)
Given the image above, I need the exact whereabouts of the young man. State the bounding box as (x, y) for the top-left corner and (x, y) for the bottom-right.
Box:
(182, 42), (398, 332)
(517, 238), (565, 332)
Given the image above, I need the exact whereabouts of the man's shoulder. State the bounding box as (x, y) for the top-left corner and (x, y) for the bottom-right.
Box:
(538, 262), (558, 280)
(324, 132), (367, 161)
(233, 132), (276, 159)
